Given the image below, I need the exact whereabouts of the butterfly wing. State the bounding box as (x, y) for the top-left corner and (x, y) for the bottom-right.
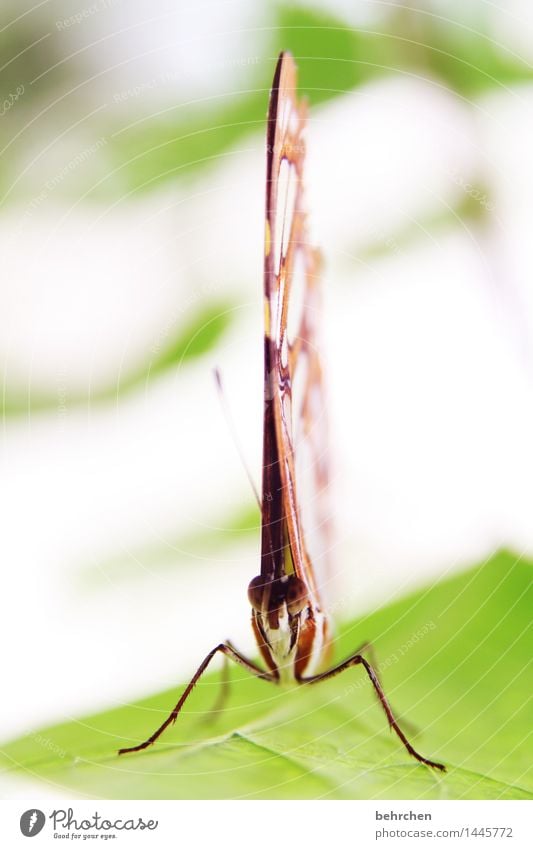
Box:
(260, 52), (332, 606)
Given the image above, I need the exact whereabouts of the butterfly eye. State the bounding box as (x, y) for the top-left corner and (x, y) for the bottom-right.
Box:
(247, 576), (266, 611)
(285, 576), (309, 615)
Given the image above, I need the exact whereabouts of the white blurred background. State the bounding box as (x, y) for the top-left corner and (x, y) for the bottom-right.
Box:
(1, 0), (533, 787)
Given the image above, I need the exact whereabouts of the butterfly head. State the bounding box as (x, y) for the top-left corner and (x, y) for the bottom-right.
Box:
(247, 573), (310, 675)
(248, 573), (308, 625)
(247, 572), (326, 680)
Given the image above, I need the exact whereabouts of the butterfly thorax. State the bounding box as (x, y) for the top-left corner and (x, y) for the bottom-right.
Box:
(248, 573), (329, 682)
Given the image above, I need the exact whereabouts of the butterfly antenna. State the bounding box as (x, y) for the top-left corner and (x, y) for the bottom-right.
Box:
(213, 368), (261, 510)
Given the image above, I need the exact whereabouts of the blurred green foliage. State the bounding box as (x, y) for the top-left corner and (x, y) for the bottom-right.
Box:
(101, 4), (533, 196)
(79, 501), (260, 586)
(2, 2), (532, 413)
(3, 3), (533, 201)
(2, 300), (234, 416)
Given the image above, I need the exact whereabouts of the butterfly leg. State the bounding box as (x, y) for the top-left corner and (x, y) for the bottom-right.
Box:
(352, 640), (378, 671)
(118, 643), (274, 755)
(301, 652), (445, 772)
(350, 641), (419, 737)
(201, 652), (231, 724)
(200, 640), (252, 723)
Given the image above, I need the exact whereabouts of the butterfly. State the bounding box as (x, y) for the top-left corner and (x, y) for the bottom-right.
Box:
(118, 52), (445, 773)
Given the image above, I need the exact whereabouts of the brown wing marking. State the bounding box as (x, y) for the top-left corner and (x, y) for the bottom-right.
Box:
(260, 52), (332, 606)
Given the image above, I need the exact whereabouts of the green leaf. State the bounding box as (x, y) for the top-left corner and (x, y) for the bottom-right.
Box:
(2, 300), (235, 417)
(2, 551), (531, 798)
